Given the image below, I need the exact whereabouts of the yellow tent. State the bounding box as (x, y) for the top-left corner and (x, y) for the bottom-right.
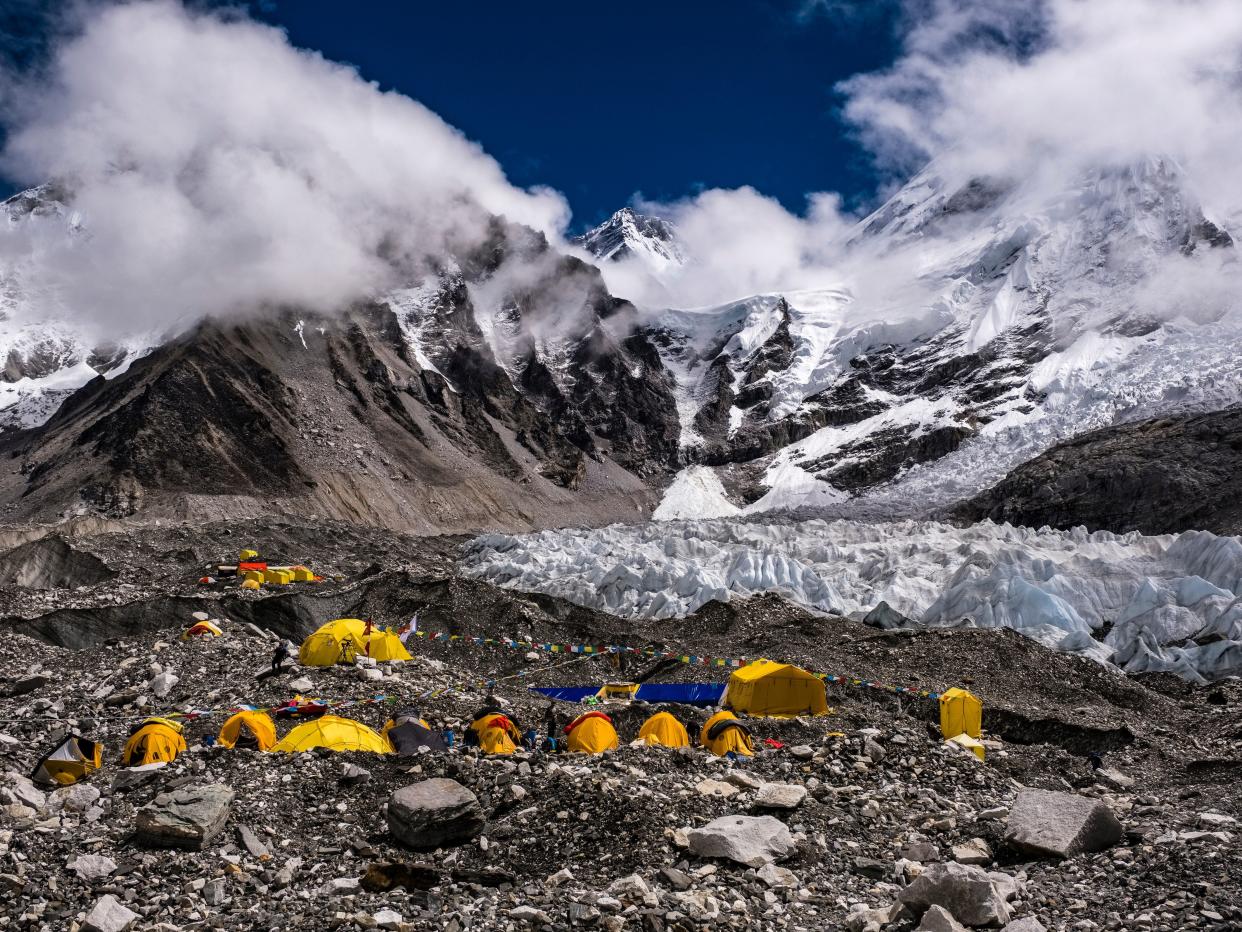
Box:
(298, 619), (412, 666)
(564, 712), (619, 754)
(181, 619), (223, 640)
(217, 710), (277, 751)
(722, 660), (828, 717)
(595, 682), (639, 702)
(939, 687), (982, 740)
(271, 715), (391, 754)
(122, 718), (187, 766)
(470, 713), (522, 755)
(637, 711), (689, 748)
(701, 710), (754, 757)
(947, 733), (986, 761)
(31, 734), (103, 786)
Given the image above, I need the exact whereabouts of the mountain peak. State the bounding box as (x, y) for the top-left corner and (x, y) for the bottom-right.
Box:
(575, 206), (684, 270)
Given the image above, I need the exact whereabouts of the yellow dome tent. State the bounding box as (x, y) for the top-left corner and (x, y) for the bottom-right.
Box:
(298, 619), (412, 666)
(31, 734), (103, 786)
(271, 715), (391, 754)
(564, 712), (619, 754)
(701, 709), (755, 757)
(182, 619), (223, 639)
(939, 687), (982, 740)
(470, 713), (523, 755)
(217, 710), (277, 751)
(637, 711), (689, 748)
(122, 718), (187, 766)
(722, 659), (828, 717)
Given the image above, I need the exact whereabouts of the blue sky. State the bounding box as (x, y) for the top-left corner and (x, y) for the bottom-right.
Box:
(1, 0), (902, 230)
(249, 1), (900, 229)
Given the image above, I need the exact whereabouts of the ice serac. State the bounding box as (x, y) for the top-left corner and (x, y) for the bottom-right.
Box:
(462, 518), (1242, 682)
(635, 157), (1242, 524)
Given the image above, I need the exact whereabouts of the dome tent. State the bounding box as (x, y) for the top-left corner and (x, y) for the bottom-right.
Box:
(722, 659), (828, 717)
(383, 711), (448, 755)
(272, 715), (391, 754)
(31, 734), (103, 786)
(122, 718), (187, 766)
(217, 709), (277, 751)
(469, 711), (522, 755)
(298, 618), (412, 666)
(701, 709), (754, 757)
(637, 711), (690, 748)
(564, 711), (619, 754)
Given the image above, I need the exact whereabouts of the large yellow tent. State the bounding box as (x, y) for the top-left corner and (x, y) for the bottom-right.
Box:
(722, 660), (828, 717)
(701, 710), (754, 757)
(271, 715), (391, 754)
(298, 619), (412, 666)
(122, 718), (187, 766)
(31, 734), (103, 786)
(470, 713), (522, 755)
(181, 619), (222, 640)
(564, 712), (619, 754)
(217, 710), (277, 751)
(637, 711), (689, 748)
(939, 687), (982, 740)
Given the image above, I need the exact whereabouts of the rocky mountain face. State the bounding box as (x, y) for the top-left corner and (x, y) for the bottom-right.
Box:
(957, 406), (1242, 535)
(0, 194), (680, 531)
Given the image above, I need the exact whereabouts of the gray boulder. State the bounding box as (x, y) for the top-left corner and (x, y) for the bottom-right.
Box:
(388, 778), (485, 848)
(1000, 920), (1047, 932)
(899, 862), (1011, 927)
(863, 600), (914, 629)
(111, 762), (166, 794)
(686, 815), (796, 868)
(68, 854), (117, 883)
(83, 894), (138, 932)
(1005, 788), (1122, 859)
(918, 905), (970, 932)
(753, 783), (807, 810)
(136, 783), (234, 850)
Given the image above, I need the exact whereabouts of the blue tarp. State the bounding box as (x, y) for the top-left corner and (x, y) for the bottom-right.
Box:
(530, 683), (725, 707)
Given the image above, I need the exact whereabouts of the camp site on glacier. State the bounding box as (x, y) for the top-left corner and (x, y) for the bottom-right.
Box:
(0, 2), (1239, 930)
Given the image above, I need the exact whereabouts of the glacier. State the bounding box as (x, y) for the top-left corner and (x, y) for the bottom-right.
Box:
(462, 518), (1242, 683)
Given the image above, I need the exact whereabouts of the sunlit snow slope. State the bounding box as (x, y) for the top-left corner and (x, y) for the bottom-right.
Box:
(463, 519), (1242, 683)
(630, 159), (1242, 519)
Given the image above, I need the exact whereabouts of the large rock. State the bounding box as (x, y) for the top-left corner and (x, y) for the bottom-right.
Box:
(863, 600), (913, 630)
(68, 854), (117, 883)
(82, 894), (138, 932)
(111, 762), (166, 794)
(388, 779), (485, 848)
(148, 672), (179, 699)
(3, 772), (46, 810)
(686, 815), (796, 868)
(753, 783), (808, 810)
(899, 862), (1011, 927)
(1000, 920), (1047, 932)
(136, 784), (235, 850)
(918, 905), (971, 932)
(1004, 788), (1122, 859)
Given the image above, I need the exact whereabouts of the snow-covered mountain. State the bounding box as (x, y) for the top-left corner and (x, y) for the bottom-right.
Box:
(639, 158), (1242, 525)
(2, 156), (1240, 536)
(0, 186), (153, 430)
(575, 207), (684, 273)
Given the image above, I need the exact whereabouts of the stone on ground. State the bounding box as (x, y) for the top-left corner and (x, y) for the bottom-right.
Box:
(917, 904), (971, 932)
(136, 783), (235, 850)
(753, 782), (807, 810)
(387, 778), (485, 848)
(999, 920), (1048, 932)
(68, 853), (117, 883)
(686, 814), (796, 868)
(898, 862), (1012, 927)
(82, 894), (138, 932)
(1005, 788), (1122, 859)
(952, 837), (993, 865)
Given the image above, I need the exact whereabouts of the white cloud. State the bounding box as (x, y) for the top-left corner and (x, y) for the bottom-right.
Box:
(0, 0), (569, 337)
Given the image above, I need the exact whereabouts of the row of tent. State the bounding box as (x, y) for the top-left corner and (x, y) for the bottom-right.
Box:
(31, 703), (761, 787)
